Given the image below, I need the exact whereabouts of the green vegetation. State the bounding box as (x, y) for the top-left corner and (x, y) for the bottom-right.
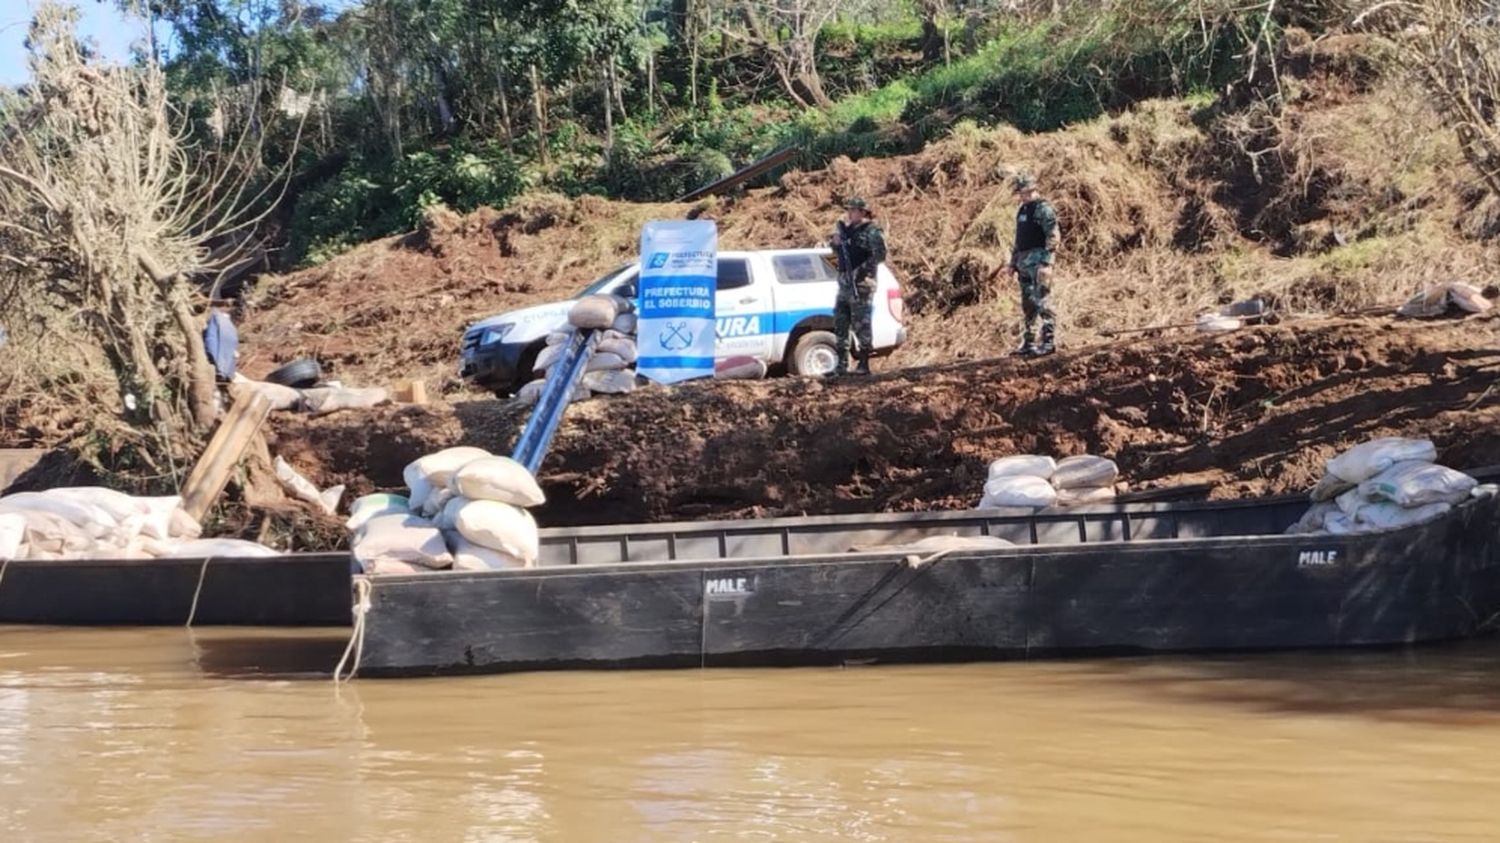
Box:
(89, 0), (1294, 264)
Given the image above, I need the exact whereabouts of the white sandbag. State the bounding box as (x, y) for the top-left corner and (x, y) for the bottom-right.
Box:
(586, 352), (629, 372)
(46, 487), (150, 525)
(362, 558), (425, 575)
(546, 330), (572, 346)
(596, 337), (638, 363)
(1355, 500), (1453, 531)
(582, 369), (636, 395)
(0, 513), (25, 560)
(568, 295), (618, 330)
(1285, 501), (1339, 534)
(1335, 487), (1366, 517)
(168, 507), (203, 539)
(612, 312), (638, 334)
(320, 484), (345, 515)
(352, 514), (453, 569)
(1196, 313), (1241, 333)
(405, 473), (435, 515)
(1309, 473), (1356, 503)
(346, 493), (409, 532)
(1322, 512), (1361, 535)
(436, 495), (471, 531)
(455, 500), (539, 563)
(609, 294), (635, 315)
(154, 538), (281, 558)
(979, 476), (1058, 509)
(301, 386), (389, 415)
(137, 496), (184, 541)
(1448, 282), (1491, 314)
(450, 457), (545, 507)
(274, 456), (337, 515)
(513, 379), (546, 407)
(1054, 485), (1115, 506)
(17, 511), (96, 555)
(1325, 437), (1436, 483)
(404, 447), (492, 503)
(447, 532), (526, 571)
(230, 379), (303, 411)
(533, 343), (565, 374)
(78, 536), (156, 560)
(1051, 455), (1119, 490)
(987, 455), (1056, 481)
(0, 493), (116, 538)
(420, 487), (453, 519)
(714, 356), (769, 380)
(1359, 461), (1476, 508)
(1398, 286), (1450, 319)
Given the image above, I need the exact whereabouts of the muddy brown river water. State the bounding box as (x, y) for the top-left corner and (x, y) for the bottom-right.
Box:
(3, 627), (1500, 841)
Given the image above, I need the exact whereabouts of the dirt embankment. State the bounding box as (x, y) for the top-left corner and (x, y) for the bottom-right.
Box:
(271, 317), (1500, 527)
(235, 33), (1499, 401)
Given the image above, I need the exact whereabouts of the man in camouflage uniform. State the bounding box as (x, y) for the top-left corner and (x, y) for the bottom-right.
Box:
(830, 197), (887, 376)
(1009, 173), (1061, 357)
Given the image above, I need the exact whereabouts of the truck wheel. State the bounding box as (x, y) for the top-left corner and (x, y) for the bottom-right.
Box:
(789, 331), (839, 377)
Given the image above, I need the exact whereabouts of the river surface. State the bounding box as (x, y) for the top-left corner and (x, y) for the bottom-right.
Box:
(3, 627), (1500, 841)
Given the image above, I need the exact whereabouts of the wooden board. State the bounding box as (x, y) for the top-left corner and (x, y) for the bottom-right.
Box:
(180, 390), (272, 521)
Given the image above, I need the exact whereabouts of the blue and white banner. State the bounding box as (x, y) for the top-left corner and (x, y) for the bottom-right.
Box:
(637, 220), (717, 385)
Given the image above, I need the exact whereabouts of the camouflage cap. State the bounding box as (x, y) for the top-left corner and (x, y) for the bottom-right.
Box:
(843, 196), (869, 211)
(1012, 173), (1037, 192)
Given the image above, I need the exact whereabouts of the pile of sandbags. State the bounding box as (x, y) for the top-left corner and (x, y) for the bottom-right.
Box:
(977, 454), (1120, 510)
(0, 488), (276, 560)
(1286, 437), (1490, 535)
(1397, 282), (1492, 319)
(516, 296), (641, 406)
(350, 446), (546, 574)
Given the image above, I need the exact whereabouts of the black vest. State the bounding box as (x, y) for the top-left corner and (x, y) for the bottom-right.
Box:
(1015, 200), (1047, 252)
(837, 221), (876, 273)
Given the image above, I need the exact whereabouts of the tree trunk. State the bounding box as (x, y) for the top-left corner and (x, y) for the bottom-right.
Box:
(601, 62), (614, 157)
(136, 250), (216, 430)
(529, 63), (550, 167)
(496, 69), (514, 149)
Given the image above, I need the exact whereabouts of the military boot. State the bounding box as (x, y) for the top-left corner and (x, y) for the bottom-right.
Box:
(853, 353), (871, 376)
(1034, 325), (1056, 357)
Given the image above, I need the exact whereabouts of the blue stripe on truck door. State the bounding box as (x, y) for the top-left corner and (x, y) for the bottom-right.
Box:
(715, 308), (831, 339)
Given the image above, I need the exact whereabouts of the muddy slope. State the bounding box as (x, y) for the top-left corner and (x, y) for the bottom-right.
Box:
(272, 316), (1500, 527)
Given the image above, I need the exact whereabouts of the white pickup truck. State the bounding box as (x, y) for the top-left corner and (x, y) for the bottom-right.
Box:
(460, 247), (907, 395)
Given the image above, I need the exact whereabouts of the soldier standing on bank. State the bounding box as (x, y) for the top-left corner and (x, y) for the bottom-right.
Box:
(1009, 174), (1061, 357)
(829, 197), (887, 377)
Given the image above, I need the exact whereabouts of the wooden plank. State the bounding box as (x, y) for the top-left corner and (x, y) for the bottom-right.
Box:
(181, 390), (272, 521)
(676, 145), (800, 202)
(0, 448), (47, 492)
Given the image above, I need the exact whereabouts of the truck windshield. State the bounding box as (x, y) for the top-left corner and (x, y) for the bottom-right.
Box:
(574, 265), (635, 299)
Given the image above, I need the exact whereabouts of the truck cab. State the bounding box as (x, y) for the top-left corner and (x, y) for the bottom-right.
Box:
(460, 248), (907, 396)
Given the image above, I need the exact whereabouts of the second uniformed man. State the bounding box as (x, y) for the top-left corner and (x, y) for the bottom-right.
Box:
(1009, 174), (1061, 357)
(830, 197), (886, 377)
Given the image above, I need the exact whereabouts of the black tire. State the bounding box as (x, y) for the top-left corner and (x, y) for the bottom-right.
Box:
(788, 330), (839, 376)
(265, 358), (323, 389)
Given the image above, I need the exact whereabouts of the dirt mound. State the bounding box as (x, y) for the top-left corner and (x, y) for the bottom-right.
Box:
(273, 317), (1500, 527)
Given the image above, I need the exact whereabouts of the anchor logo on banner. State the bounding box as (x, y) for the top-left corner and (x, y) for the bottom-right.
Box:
(660, 321), (694, 351)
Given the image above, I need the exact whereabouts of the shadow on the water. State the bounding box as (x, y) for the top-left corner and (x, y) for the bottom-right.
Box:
(189, 629), (349, 680)
(1075, 638), (1500, 723)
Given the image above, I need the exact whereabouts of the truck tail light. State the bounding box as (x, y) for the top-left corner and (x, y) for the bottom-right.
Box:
(887, 287), (905, 324)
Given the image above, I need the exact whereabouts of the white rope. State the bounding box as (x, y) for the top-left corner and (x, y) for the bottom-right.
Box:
(334, 577), (373, 683)
(0, 557), (9, 593)
(905, 548), (956, 570)
(184, 556), (213, 627)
